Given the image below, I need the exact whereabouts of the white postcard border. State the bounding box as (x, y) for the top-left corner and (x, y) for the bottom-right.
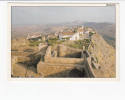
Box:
(8, 2), (120, 81)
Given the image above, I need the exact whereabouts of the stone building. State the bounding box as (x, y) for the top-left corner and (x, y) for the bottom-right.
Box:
(59, 26), (84, 41)
(27, 33), (42, 40)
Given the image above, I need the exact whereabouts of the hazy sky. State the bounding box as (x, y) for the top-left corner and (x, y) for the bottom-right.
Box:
(12, 6), (115, 25)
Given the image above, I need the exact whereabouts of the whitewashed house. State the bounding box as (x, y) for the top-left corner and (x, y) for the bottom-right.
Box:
(59, 26), (85, 41)
(58, 25), (93, 41)
(70, 33), (80, 40)
(59, 31), (80, 41)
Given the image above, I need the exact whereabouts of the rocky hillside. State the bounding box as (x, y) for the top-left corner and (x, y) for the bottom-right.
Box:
(88, 33), (116, 78)
(84, 22), (116, 48)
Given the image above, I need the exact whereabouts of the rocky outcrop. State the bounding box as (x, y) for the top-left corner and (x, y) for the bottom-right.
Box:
(88, 33), (116, 78)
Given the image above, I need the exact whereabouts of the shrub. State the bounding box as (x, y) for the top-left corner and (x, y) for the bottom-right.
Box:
(47, 38), (59, 46)
(83, 39), (91, 50)
(47, 38), (65, 46)
(68, 39), (91, 50)
(68, 40), (84, 49)
(29, 40), (43, 46)
(89, 31), (95, 37)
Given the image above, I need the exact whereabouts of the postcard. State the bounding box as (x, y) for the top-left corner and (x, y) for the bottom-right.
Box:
(8, 2), (119, 80)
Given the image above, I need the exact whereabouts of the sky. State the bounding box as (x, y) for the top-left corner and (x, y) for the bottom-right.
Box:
(12, 6), (116, 26)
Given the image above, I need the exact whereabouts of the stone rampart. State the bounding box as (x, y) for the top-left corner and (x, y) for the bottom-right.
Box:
(37, 45), (96, 77)
(44, 46), (52, 58)
(37, 62), (81, 77)
(45, 57), (84, 64)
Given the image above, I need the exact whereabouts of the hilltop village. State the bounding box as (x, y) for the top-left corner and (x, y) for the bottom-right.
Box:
(27, 26), (95, 43)
(24, 26), (96, 51)
(11, 25), (116, 78)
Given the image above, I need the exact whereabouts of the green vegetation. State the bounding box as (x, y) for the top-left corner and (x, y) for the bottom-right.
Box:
(95, 57), (98, 63)
(24, 49), (34, 52)
(47, 38), (64, 46)
(62, 37), (70, 40)
(29, 40), (43, 46)
(68, 39), (91, 50)
(80, 34), (83, 37)
(47, 38), (58, 46)
(89, 31), (96, 37)
(74, 29), (77, 33)
(68, 40), (83, 49)
(83, 39), (91, 50)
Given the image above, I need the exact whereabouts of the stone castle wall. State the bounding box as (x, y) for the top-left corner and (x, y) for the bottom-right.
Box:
(37, 62), (78, 77)
(37, 45), (96, 77)
(58, 45), (82, 58)
(44, 45), (84, 64)
(44, 57), (84, 64)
